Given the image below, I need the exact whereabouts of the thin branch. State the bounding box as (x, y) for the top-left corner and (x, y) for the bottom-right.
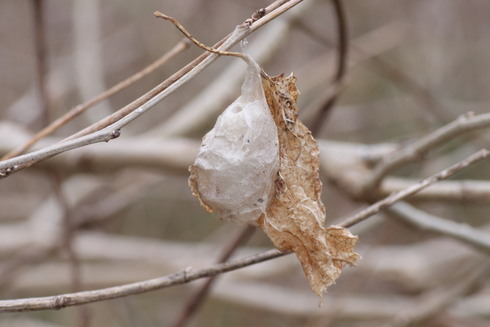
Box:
(381, 177), (490, 203)
(339, 149), (490, 228)
(0, 128), (121, 178)
(63, 0), (301, 143)
(0, 0), (304, 178)
(310, 0), (348, 136)
(1, 149), (487, 313)
(386, 202), (490, 254)
(0, 249), (286, 313)
(1, 40), (189, 160)
(154, 0), (334, 138)
(154, 12), (247, 60)
(363, 112), (490, 192)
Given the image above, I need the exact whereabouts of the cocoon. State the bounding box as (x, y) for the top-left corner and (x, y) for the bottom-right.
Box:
(189, 58), (279, 224)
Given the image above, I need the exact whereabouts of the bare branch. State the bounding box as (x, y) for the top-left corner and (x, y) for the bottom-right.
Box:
(63, 0), (303, 142)
(0, 248), (285, 313)
(364, 112), (490, 192)
(0, 128), (121, 178)
(339, 149), (490, 228)
(381, 177), (490, 203)
(154, 12), (247, 60)
(386, 202), (490, 254)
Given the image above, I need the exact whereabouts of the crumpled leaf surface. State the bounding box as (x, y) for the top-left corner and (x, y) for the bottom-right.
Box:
(189, 58), (279, 224)
(189, 57), (359, 298)
(258, 72), (360, 298)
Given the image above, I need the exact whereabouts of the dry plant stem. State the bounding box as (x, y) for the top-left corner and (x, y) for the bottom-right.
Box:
(364, 112), (490, 192)
(63, 0), (299, 142)
(387, 202), (490, 254)
(1, 40), (189, 160)
(340, 149), (490, 228)
(309, 0), (348, 136)
(381, 178), (490, 203)
(170, 225), (255, 327)
(0, 0), (303, 178)
(0, 248), (285, 313)
(0, 128), (121, 177)
(154, 12), (247, 61)
(1, 149), (486, 313)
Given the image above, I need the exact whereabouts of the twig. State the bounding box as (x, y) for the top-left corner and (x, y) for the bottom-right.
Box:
(170, 226), (255, 327)
(0, 128), (121, 178)
(339, 149), (490, 228)
(1, 40), (189, 160)
(154, 12), (247, 60)
(0, 0), (304, 178)
(386, 202), (490, 254)
(0, 249), (285, 313)
(363, 112), (490, 192)
(381, 177), (490, 203)
(153, 0), (338, 138)
(309, 0), (348, 136)
(63, 0), (301, 142)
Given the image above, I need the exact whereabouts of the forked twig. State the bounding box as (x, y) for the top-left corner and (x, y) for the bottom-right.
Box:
(154, 12), (247, 61)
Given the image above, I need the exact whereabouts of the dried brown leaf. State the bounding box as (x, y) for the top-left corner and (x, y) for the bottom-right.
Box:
(259, 73), (360, 298)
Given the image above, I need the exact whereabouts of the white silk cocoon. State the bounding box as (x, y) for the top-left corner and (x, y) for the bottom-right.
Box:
(190, 58), (279, 224)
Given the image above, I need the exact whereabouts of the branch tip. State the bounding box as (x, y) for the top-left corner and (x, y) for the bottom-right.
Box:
(154, 10), (246, 60)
